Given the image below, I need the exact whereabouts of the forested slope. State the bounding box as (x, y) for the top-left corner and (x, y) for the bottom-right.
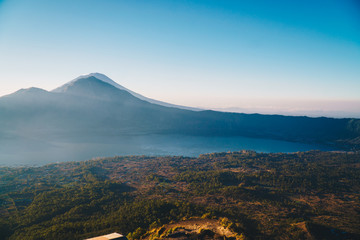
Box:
(0, 151), (359, 239)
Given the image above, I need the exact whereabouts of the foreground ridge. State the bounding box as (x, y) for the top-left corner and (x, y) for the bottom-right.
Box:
(1, 151), (359, 239)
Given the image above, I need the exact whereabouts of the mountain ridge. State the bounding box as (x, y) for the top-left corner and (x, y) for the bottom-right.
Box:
(53, 76), (146, 103)
(0, 73), (359, 165)
(53, 73), (201, 111)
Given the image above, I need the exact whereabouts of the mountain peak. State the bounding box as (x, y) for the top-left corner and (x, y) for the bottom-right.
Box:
(0, 87), (50, 103)
(13, 87), (48, 95)
(74, 73), (114, 84)
(52, 73), (112, 93)
(51, 76), (144, 103)
(52, 73), (201, 111)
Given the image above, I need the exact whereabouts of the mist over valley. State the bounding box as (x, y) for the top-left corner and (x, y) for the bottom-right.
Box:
(0, 73), (358, 165)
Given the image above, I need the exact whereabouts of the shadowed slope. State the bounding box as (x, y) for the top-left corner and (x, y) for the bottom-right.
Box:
(0, 74), (359, 155)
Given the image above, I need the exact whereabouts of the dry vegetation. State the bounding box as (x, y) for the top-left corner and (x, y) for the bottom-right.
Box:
(0, 151), (359, 239)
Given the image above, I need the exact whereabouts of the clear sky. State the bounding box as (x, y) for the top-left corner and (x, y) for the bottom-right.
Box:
(0, 0), (359, 117)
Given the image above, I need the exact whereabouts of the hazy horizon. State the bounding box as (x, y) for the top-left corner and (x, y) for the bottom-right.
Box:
(1, 72), (359, 119)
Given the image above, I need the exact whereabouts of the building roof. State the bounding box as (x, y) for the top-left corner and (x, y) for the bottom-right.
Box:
(85, 232), (125, 240)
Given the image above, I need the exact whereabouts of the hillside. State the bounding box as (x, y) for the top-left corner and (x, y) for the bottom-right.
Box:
(52, 73), (201, 111)
(143, 218), (243, 240)
(0, 74), (359, 166)
(0, 151), (359, 239)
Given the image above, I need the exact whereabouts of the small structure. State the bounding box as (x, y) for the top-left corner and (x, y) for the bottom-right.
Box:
(85, 232), (127, 240)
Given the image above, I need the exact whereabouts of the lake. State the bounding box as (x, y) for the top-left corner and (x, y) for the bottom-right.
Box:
(0, 133), (338, 166)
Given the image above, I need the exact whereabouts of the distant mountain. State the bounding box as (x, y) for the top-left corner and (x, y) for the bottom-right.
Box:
(212, 106), (360, 119)
(0, 73), (359, 165)
(53, 73), (201, 111)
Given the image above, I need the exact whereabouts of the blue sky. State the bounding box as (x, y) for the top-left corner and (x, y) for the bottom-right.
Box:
(0, 0), (359, 116)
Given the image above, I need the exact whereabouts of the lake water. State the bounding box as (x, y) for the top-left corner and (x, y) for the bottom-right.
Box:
(0, 134), (337, 166)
